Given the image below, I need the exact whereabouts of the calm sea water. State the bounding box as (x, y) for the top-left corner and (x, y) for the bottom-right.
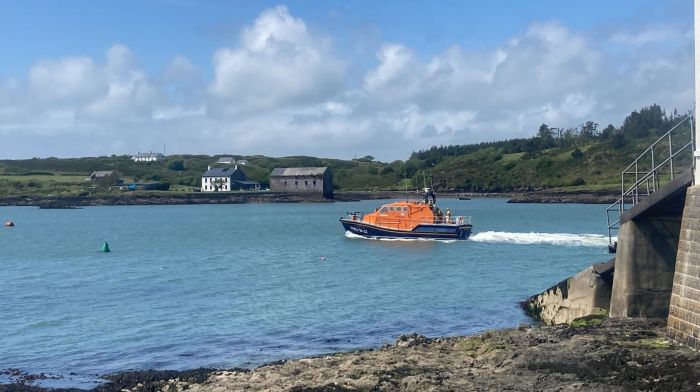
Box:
(0, 198), (611, 387)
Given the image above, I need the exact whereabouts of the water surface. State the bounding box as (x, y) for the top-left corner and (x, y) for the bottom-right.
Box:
(0, 199), (611, 386)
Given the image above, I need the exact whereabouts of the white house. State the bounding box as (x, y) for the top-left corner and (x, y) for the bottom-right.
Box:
(201, 166), (259, 192)
(132, 152), (165, 162)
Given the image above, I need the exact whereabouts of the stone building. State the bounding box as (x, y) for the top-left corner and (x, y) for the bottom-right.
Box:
(269, 167), (333, 198)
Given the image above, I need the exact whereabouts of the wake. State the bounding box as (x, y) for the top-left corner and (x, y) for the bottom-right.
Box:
(470, 231), (611, 247)
(344, 231), (457, 244)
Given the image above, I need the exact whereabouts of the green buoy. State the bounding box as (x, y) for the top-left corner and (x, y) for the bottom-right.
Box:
(101, 241), (111, 253)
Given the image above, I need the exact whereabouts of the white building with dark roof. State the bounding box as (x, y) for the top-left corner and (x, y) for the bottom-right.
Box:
(269, 167), (333, 198)
(132, 151), (164, 162)
(201, 166), (259, 192)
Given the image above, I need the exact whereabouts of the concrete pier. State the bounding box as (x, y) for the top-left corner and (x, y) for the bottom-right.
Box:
(609, 170), (691, 318)
(609, 217), (682, 318)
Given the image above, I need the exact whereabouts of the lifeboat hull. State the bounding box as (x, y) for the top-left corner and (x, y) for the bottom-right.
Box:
(340, 218), (472, 240)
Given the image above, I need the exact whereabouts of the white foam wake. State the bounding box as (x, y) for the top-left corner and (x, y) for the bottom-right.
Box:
(344, 231), (457, 243)
(470, 231), (611, 247)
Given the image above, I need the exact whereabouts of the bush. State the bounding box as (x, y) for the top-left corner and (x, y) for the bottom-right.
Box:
(535, 158), (553, 170)
(571, 148), (584, 159)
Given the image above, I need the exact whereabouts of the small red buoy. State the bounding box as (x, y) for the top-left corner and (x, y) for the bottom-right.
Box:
(4, 221), (14, 227)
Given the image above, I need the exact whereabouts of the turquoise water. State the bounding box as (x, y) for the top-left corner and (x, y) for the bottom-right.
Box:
(0, 199), (611, 387)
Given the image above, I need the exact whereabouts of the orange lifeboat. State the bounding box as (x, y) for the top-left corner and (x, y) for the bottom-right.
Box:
(340, 188), (472, 240)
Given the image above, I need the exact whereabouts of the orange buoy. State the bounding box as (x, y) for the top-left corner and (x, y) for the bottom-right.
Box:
(4, 221), (14, 227)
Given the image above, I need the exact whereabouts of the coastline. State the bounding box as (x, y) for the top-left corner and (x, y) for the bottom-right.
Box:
(0, 189), (622, 208)
(4, 318), (698, 392)
(0, 191), (509, 208)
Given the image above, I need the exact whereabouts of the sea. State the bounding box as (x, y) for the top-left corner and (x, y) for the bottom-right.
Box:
(0, 198), (612, 388)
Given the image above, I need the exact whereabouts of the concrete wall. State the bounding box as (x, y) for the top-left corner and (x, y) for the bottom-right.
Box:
(609, 216), (682, 318)
(668, 185), (700, 348)
(524, 260), (613, 325)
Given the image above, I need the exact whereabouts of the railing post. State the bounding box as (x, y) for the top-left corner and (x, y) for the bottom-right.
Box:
(621, 173), (625, 210)
(692, 116), (696, 185)
(651, 148), (656, 191)
(635, 160), (639, 204)
(669, 132), (674, 180)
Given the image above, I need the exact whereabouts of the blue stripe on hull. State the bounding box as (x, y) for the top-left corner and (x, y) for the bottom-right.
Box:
(340, 219), (472, 240)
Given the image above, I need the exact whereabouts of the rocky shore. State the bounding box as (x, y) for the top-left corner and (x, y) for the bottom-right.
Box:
(507, 189), (619, 204)
(0, 191), (509, 208)
(0, 189), (619, 208)
(3, 318), (699, 392)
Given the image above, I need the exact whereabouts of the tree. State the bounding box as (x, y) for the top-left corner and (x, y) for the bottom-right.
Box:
(537, 124), (555, 149)
(579, 121), (598, 138)
(599, 124), (616, 140)
(168, 160), (185, 171)
(609, 132), (628, 149)
(212, 178), (225, 192)
(571, 148), (584, 159)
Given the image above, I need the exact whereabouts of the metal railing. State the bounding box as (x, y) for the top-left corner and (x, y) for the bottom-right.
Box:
(606, 115), (694, 248)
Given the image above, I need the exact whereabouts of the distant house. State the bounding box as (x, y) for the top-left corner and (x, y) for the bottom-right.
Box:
(216, 156), (236, 165)
(237, 159), (248, 166)
(269, 167), (333, 198)
(132, 152), (164, 162)
(86, 170), (122, 185)
(201, 166), (259, 192)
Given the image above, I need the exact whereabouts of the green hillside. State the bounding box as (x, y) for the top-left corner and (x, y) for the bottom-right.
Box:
(0, 104), (691, 195)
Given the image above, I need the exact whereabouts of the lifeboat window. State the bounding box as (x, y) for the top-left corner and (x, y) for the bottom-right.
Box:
(389, 206), (395, 211)
(379, 207), (388, 214)
(402, 206), (409, 212)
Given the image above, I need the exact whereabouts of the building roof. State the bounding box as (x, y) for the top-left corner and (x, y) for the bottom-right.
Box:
(91, 170), (115, 177)
(132, 152), (164, 158)
(270, 167), (329, 177)
(216, 157), (235, 164)
(203, 167), (239, 177)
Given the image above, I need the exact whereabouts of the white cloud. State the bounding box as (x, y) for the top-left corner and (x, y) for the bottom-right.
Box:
(0, 7), (693, 161)
(207, 5), (346, 117)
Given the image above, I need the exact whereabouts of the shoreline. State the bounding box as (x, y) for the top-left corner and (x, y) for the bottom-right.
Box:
(0, 189), (618, 208)
(3, 318), (698, 392)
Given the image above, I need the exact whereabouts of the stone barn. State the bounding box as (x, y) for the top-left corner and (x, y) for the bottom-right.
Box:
(269, 167), (333, 198)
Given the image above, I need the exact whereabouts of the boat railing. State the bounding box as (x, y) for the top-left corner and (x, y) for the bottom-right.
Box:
(365, 216), (472, 230)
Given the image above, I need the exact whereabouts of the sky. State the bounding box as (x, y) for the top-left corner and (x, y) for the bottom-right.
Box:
(0, 0), (694, 161)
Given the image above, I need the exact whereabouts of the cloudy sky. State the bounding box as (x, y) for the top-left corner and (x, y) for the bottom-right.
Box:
(0, 0), (694, 161)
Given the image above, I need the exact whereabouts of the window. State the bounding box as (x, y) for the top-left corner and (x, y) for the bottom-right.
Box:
(284, 181), (287, 186)
(379, 207), (388, 214)
(305, 180), (308, 186)
(313, 180), (317, 186)
(295, 181), (298, 185)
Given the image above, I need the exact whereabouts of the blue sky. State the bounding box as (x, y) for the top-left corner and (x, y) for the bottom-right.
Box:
(0, 0), (694, 160)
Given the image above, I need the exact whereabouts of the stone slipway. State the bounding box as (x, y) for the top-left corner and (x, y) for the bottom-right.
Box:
(524, 259), (615, 325)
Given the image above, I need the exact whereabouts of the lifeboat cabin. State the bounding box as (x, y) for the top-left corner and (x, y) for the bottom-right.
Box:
(340, 198), (472, 240)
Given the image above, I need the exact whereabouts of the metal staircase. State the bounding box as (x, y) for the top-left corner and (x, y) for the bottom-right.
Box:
(606, 115), (694, 252)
